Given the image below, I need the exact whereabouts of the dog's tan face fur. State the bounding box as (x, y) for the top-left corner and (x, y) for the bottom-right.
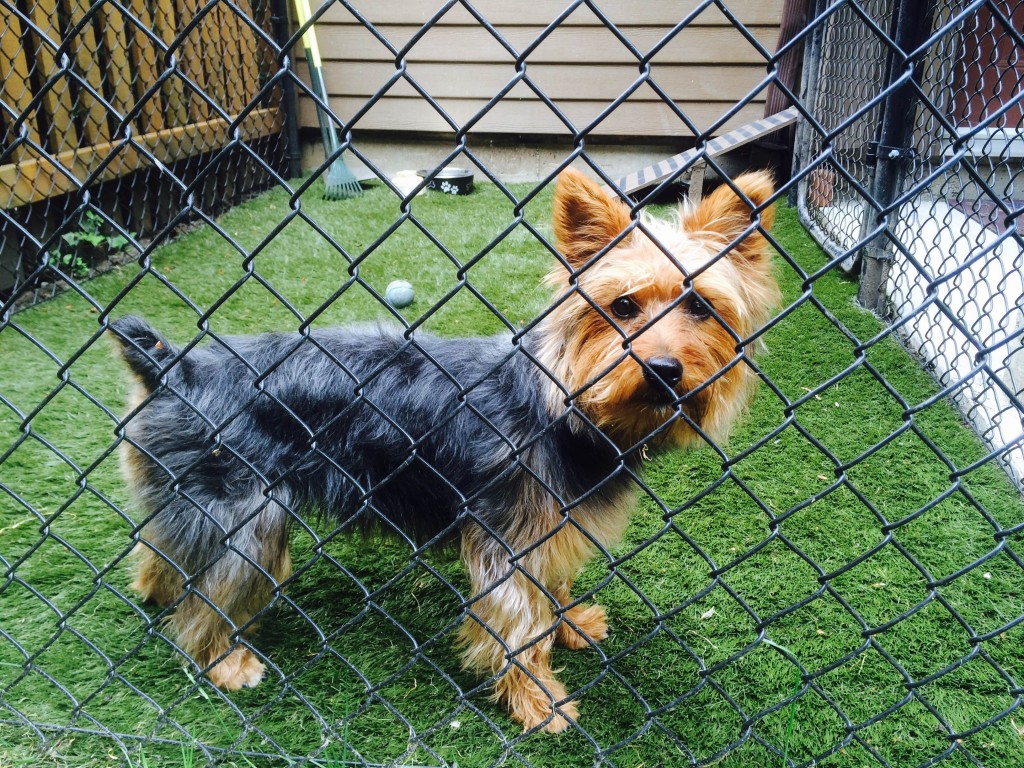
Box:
(538, 168), (780, 448)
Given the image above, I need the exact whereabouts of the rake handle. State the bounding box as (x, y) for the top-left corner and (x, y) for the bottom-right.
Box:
(293, 0), (341, 157)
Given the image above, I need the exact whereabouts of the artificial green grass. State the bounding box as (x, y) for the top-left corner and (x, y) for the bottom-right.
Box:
(1, 178), (1022, 767)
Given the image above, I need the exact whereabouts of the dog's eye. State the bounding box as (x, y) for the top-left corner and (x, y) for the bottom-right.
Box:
(684, 293), (714, 320)
(611, 296), (639, 319)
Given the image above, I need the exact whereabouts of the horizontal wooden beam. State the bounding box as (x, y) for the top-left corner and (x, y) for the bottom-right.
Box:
(1, 108), (282, 209)
(295, 61), (771, 104)
(320, 0), (783, 27)
(298, 96), (766, 137)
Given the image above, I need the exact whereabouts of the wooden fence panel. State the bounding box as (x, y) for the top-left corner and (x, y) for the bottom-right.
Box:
(27, 0), (80, 151)
(127, 0), (166, 132)
(1, 0), (284, 210)
(153, 0), (189, 126)
(96, 1), (137, 126)
(64, 0), (111, 146)
(0, 10), (41, 161)
(177, 0), (211, 122)
(235, 0), (262, 106)
(218, 3), (246, 114)
(199, 4), (229, 115)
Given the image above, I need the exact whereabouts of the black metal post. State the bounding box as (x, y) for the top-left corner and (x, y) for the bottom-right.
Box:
(857, 0), (934, 312)
(271, 0), (303, 180)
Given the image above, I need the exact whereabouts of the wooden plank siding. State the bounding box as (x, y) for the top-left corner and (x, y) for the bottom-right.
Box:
(299, 0), (784, 138)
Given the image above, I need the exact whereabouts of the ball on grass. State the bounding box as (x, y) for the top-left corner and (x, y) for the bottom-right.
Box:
(385, 279), (415, 308)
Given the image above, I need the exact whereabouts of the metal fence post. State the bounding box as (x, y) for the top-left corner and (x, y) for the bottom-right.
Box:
(272, 0), (303, 180)
(856, 0), (934, 312)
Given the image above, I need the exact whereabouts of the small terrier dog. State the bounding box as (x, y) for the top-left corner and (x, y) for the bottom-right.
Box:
(112, 168), (778, 733)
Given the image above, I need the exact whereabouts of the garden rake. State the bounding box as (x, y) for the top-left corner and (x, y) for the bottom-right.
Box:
(293, 0), (362, 199)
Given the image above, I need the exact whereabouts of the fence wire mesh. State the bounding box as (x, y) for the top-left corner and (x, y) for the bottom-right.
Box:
(795, 0), (1024, 488)
(1, 1), (1023, 767)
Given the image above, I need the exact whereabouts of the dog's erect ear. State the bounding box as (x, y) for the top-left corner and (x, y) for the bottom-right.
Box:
(682, 171), (775, 268)
(553, 168), (633, 269)
(684, 171), (779, 326)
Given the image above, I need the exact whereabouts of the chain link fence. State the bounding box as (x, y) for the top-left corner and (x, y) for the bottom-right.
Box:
(1, 0), (287, 307)
(794, 0), (1024, 487)
(2, 1), (1023, 766)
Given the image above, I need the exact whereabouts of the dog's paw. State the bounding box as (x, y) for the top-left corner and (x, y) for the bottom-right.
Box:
(556, 603), (608, 650)
(129, 547), (181, 607)
(501, 669), (579, 734)
(207, 647), (265, 690)
(542, 700), (579, 734)
(516, 696), (579, 734)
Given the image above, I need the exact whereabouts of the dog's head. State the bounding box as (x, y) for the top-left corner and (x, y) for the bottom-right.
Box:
(537, 167), (780, 449)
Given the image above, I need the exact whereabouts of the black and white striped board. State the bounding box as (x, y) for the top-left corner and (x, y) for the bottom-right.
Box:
(608, 106), (799, 197)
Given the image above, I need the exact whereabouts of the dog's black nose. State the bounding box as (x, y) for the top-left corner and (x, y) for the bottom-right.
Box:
(643, 356), (683, 389)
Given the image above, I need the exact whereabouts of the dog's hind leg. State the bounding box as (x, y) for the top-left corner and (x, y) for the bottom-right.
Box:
(136, 489), (292, 690)
(131, 543), (183, 607)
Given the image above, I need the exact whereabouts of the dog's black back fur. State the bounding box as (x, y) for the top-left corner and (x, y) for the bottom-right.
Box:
(112, 316), (629, 548)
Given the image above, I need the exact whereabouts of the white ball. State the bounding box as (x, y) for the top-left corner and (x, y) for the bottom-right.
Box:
(385, 279), (415, 308)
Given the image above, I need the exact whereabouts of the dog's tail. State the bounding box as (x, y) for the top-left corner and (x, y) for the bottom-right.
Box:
(109, 315), (178, 390)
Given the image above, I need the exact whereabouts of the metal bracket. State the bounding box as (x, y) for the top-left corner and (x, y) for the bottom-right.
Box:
(866, 140), (917, 165)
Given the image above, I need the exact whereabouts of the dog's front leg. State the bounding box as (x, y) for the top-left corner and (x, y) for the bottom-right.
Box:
(551, 577), (609, 651)
(457, 529), (578, 733)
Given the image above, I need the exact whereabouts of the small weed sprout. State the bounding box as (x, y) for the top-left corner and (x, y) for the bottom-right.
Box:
(51, 249), (90, 278)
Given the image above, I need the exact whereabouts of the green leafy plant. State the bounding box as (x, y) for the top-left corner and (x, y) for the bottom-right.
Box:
(62, 211), (130, 252)
(51, 211), (134, 279)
